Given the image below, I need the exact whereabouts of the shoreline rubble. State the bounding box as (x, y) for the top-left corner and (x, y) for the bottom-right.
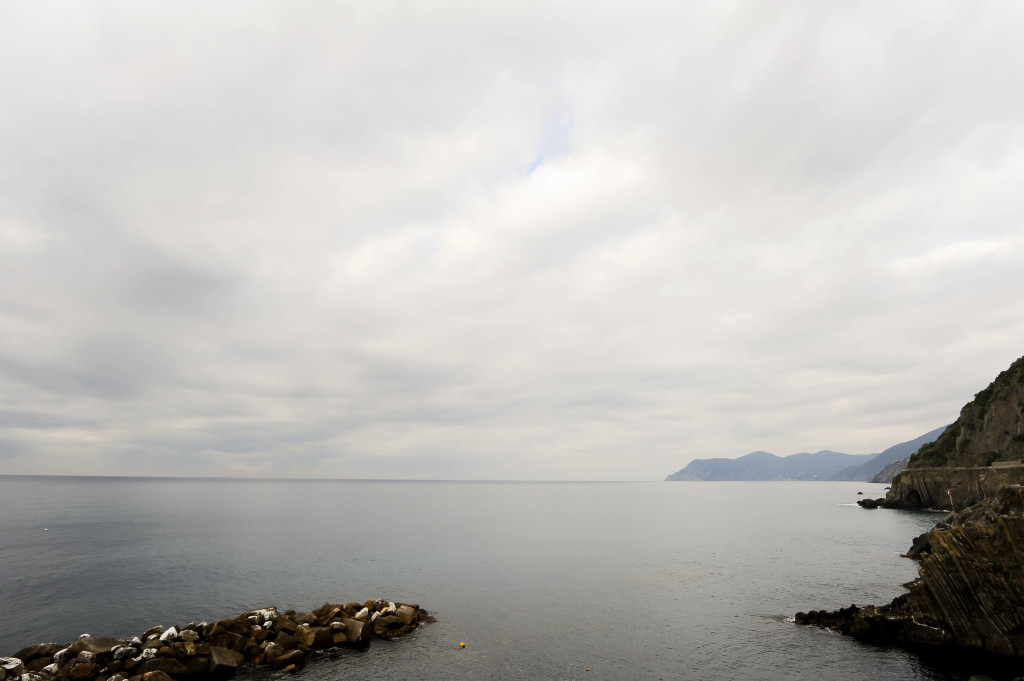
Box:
(3, 599), (434, 681)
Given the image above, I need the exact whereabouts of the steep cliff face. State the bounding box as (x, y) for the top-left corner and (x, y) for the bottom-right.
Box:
(910, 355), (1024, 468)
(798, 485), (1024, 657)
(884, 466), (1024, 510)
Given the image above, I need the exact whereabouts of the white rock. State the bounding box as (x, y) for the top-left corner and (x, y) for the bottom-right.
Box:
(251, 608), (278, 623)
(51, 649), (69, 665)
(159, 626), (178, 641)
(0, 659), (23, 674)
(76, 652), (95, 664)
(386, 602), (397, 614)
(370, 611), (380, 622)
(129, 638), (141, 647)
(354, 607), (369, 621)
(41, 664), (57, 675)
(140, 649), (157, 660)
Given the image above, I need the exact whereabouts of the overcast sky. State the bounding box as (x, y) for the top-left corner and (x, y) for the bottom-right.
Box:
(1, 1), (1023, 480)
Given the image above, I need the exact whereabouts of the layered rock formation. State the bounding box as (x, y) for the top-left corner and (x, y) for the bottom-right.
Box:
(2, 599), (434, 681)
(882, 466), (1024, 511)
(798, 485), (1024, 657)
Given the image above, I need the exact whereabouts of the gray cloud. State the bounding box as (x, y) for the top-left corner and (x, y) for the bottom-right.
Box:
(2, 1), (1023, 480)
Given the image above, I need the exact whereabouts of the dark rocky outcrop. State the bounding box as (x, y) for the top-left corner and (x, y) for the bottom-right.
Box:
(798, 485), (1024, 657)
(2, 600), (434, 681)
(883, 466), (1024, 511)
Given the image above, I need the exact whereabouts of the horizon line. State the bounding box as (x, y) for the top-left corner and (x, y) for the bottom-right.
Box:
(0, 473), (653, 484)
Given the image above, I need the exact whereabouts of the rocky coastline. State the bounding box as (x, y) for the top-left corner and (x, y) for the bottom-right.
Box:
(1, 599), (434, 681)
(798, 354), (1024, 674)
(798, 485), (1024, 657)
(881, 465), (1024, 511)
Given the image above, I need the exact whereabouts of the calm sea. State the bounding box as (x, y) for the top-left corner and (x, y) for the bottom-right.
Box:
(0, 477), (1007, 680)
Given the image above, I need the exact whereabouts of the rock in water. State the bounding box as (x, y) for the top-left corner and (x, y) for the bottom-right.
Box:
(207, 646), (243, 677)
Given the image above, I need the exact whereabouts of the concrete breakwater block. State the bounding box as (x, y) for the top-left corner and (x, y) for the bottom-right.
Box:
(4, 600), (435, 681)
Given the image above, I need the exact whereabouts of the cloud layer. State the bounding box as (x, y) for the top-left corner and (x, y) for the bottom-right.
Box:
(2, 1), (1023, 479)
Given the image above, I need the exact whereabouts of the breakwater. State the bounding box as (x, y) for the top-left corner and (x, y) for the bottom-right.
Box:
(1, 599), (434, 681)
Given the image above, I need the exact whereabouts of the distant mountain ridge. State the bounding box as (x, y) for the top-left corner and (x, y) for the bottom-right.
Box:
(830, 425), (948, 481)
(665, 426), (947, 482)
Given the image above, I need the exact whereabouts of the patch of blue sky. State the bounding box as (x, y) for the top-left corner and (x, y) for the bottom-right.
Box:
(526, 113), (573, 174)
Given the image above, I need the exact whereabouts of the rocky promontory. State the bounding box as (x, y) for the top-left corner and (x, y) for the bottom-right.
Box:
(799, 354), (1024, 663)
(2, 599), (434, 681)
(798, 485), (1024, 656)
(907, 355), (1024, 470)
(879, 356), (1024, 511)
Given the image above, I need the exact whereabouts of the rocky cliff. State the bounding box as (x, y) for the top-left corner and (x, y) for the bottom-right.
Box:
(882, 355), (1024, 510)
(883, 466), (1024, 511)
(800, 354), (1024, 662)
(798, 485), (1024, 657)
(910, 355), (1024, 469)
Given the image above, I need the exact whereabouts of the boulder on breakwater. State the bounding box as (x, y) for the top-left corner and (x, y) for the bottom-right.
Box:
(3, 599), (435, 681)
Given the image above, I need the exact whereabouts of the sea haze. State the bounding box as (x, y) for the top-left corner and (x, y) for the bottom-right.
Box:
(0, 477), (996, 680)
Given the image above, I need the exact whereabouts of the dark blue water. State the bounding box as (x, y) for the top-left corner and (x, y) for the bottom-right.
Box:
(0, 477), (1003, 679)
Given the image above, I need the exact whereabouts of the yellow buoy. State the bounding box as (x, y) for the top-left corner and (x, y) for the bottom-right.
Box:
(459, 642), (466, 648)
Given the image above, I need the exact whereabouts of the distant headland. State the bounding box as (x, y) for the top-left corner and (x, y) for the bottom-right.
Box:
(664, 425), (947, 482)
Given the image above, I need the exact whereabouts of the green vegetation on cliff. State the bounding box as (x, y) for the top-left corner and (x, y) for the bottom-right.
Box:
(909, 355), (1024, 468)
